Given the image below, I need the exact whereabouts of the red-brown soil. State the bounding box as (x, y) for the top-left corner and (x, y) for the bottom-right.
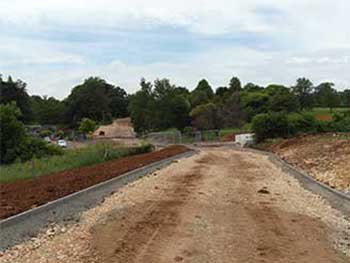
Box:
(221, 133), (235, 142)
(0, 145), (189, 220)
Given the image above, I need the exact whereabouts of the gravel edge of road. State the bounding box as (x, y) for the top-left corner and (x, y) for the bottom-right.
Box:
(236, 146), (350, 216)
(0, 150), (197, 252)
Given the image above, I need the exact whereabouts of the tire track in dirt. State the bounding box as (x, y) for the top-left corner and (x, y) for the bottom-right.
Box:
(92, 166), (204, 263)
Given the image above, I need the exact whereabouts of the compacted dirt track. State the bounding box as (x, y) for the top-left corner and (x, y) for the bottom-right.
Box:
(1, 148), (349, 263)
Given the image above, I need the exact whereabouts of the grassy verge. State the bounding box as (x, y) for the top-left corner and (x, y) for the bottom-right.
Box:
(219, 124), (252, 140)
(252, 138), (283, 151)
(0, 143), (154, 184)
(306, 107), (350, 121)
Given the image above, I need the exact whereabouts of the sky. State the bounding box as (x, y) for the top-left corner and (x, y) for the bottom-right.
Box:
(0, 0), (349, 99)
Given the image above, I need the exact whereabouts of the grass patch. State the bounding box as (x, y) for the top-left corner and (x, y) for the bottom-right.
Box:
(219, 124), (252, 140)
(252, 138), (283, 151)
(306, 107), (350, 121)
(0, 143), (154, 184)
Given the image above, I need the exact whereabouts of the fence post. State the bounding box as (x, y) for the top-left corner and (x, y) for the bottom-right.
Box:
(178, 131), (182, 144)
(31, 158), (35, 178)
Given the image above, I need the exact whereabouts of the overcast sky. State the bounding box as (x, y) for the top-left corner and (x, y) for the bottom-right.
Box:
(0, 0), (349, 99)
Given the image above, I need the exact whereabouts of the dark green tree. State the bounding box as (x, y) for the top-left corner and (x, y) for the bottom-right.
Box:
(221, 76), (242, 127)
(268, 88), (300, 113)
(240, 91), (269, 121)
(340, 89), (350, 107)
(65, 77), (128, 126)
(190, 79), (214, 107)
(79, 118), (97, 134)
(215, 86), (229, 97)
(0, 103), (27, 163)
(314, 82), (340, 111)
(0, 75), (33, 123)
(228, 76), (242, 93)
(243, 83), (264, 92)
(190, 103), (217, 130)
(129, 78), (155, 133)
(292, 78), (314, 110)
(30, 95), (65, 124)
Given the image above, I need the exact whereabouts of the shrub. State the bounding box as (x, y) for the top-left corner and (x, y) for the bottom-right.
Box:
(252, 110), (350, 142)
(18, 137), (64, 161)
(287, 112), (318, 134)
(79, 118), (97, 135)
(39, 129), (52, 138)
(183, 126), (195, 133)
(56, 130), (65, 139)
(330, 112), (350, 132)
(252, 112), (289, 142)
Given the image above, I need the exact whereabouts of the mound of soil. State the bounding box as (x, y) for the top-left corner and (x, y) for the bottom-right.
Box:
(93, 118), (135, 139)
(0, 146), (190, 220)
(270, 134), (350, 193)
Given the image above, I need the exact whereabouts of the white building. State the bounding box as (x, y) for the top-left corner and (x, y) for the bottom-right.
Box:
(235, 133), (254, 147)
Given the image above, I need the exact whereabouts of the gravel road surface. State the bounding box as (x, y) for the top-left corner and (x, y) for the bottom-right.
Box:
(1, 148), (349, 263)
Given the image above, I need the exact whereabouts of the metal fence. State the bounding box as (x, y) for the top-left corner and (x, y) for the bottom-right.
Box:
(144, 130), (232, 146)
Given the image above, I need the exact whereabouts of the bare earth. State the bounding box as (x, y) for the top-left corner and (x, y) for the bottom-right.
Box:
(270, 134), (350, 193)
(1, 148), (349, 263)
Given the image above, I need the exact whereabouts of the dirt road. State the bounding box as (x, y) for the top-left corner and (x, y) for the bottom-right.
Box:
(1, 148), (349, 263)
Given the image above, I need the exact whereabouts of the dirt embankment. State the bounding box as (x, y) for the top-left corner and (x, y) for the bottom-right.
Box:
(269, 134), (350, 193)
(0, 146), (190, 220)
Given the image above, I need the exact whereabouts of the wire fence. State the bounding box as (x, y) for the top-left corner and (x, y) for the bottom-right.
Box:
(144, 130), (234, 146)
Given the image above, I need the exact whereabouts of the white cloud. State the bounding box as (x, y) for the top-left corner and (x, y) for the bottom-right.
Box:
(0, 0), (349, 97)
(2, 46), (349, 99)
(0, 37), (85, 67)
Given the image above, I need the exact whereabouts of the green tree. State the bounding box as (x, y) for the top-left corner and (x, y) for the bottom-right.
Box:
(220, 76), (242, 127)
(65, 77), (128, 126)
(0, 103), (27, 163)
(292, 78), (314, 110)
(314, 82), (340, 111)
(0, 103), (63, 164)
(265, 84), (289, 96)
(168, 95), (191, 130)
(30, 95), (65, 124)
(252, 112), (289, 142)
(129, 79), (155, 133)
(240, 91), (269, 121)
(129, 78), (191, 132)
(190, 79), (214, 107)
(229, 76), (242, 93)
(340, 89), (350, 107)
(215, 86), (229, 97)
(190, 103), (217, 130)
(268, 88), (300, 113)
(79, 118), (97, 134)
(0, 75), (33, 123)
(243, 83), (264, 92)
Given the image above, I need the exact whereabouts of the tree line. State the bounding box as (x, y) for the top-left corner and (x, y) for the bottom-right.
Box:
(1, 74), (350, 132)
(129, 76), (350, 133)
(0, 75), (129, 126)
(2, 73), (349, 164)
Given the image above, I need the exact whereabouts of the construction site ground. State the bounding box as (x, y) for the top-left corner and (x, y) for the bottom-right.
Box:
(1, 147), (349, 263)
(0, 146), (189, 219)
(269, 134), (350, 194)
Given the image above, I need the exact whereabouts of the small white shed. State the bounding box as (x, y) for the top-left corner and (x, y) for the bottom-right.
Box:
(235, 133), (254, 147)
